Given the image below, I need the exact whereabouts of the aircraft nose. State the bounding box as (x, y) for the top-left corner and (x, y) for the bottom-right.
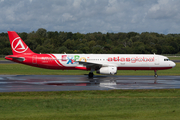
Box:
(171, 61), (176, 68)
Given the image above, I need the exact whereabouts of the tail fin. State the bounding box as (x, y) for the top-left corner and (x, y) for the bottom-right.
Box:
(7, 31), (34, 55)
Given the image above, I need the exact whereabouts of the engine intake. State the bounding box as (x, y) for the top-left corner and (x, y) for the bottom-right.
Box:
(96, 67), (117, 75)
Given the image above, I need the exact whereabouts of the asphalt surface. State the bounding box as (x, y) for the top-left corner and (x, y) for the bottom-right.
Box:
(0, 60), (17, 63)
(0, 75), (180, 92)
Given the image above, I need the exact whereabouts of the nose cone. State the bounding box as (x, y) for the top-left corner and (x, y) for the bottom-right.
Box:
(171, 61), (176, 68)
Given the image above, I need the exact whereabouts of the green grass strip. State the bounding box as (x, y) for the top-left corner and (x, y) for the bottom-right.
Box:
(0, 58), (5, 60)
(168, 57), (180, 60)
(0, 89), (180, 120)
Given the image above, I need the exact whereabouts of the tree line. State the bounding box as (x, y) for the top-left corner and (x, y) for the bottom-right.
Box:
(0, 28), (180, 55)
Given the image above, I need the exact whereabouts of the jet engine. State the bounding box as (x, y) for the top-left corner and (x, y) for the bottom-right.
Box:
(96, 67), (117, 75)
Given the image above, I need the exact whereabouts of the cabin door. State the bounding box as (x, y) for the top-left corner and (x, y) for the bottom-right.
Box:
(32, 55), (37, 64)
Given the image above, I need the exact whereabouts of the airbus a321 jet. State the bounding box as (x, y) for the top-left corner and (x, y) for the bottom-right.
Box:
(5, 31), (176, 78)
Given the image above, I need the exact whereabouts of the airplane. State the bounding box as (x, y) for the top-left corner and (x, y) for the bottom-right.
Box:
(5, 31), (176, 78)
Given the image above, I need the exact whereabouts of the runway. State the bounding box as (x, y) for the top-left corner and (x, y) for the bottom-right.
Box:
(0, 75), (180, 92)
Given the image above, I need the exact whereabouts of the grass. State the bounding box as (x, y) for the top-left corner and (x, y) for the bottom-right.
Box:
(0, 64), (88, 75)
(0, 89), (180, 120)
(0, 63), (179, 75)
(168, 57), (180, 60)
(0, 58), (5, 60)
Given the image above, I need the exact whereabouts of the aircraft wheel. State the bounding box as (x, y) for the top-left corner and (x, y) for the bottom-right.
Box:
(154, 70), (158, 78)
(88, 72), (94, 78)
(154, 75), (158, 78)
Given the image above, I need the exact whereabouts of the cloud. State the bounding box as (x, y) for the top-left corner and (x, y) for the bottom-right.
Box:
(147, 0), (179, 19)
(0, 0), (180, 34)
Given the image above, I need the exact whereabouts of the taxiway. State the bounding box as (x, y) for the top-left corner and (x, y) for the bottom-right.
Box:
(0, 75), (180, 92)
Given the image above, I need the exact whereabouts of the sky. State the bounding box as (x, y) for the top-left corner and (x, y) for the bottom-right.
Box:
(0, 0), (180, 34)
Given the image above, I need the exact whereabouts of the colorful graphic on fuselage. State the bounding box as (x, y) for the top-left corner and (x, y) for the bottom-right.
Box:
(62, 55), (86, 64)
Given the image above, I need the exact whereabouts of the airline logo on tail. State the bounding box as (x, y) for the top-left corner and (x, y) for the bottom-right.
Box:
(12, 37), (28, 53)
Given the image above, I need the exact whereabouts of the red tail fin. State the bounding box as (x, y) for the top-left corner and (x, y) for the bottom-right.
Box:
(8, 31), (34, 55)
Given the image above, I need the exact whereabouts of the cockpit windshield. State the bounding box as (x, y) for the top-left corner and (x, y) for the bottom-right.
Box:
(164, 59), (169, 61)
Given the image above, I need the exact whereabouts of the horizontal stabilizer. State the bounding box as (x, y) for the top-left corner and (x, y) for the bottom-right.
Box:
(5, 56), (25, 62)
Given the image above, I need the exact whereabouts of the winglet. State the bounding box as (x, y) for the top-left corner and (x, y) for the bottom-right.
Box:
(7, 31), (35, 55)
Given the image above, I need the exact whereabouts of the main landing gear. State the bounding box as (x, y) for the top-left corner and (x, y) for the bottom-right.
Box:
(88, 72), (94, 78)
(88, 68), (95, 78)
(154, 70), (158, 78)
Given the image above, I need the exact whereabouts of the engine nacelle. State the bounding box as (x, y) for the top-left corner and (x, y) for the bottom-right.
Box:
(96, 67), (117, 75)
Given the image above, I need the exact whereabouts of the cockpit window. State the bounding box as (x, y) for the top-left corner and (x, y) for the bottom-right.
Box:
(164, 59), (169, 61)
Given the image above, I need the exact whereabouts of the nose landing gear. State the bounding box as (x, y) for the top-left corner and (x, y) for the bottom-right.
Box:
(154, 70), (158, 78)
(154, 70), (158, 83)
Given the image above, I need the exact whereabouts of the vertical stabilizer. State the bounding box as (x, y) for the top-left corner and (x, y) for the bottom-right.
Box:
(7, 31), (34, 55)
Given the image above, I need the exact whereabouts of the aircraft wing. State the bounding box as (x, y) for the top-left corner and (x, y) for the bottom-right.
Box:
(77, 61), (115, 69)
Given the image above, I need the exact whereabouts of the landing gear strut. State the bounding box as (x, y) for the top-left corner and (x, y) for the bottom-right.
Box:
(154, 70), (158, 78)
